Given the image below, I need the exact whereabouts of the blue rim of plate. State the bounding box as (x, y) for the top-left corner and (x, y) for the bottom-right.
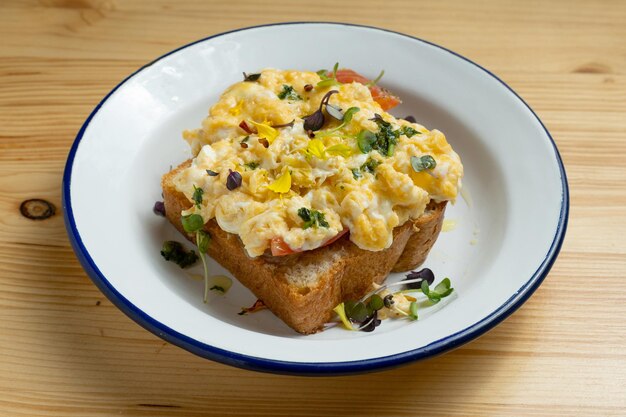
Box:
(62, 21), (569, 376)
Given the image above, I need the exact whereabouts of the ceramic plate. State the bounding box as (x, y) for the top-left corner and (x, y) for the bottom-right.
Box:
(63, 22), (568, 375)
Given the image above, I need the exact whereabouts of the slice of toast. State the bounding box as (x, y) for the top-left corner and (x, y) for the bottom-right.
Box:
(162, 161), (446, 334)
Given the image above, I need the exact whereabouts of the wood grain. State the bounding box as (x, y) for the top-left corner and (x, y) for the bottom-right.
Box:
(1, 0), (625, 416)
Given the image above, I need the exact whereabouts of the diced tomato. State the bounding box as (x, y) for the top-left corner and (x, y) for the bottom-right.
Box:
(269, 228), (350, 257)
(270, 237), (303, 256)
(333, 69), (402, 111)
(321, 228), (349, 247)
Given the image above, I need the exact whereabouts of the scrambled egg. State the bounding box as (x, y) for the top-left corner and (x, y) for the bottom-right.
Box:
(173, 69), (463, 257)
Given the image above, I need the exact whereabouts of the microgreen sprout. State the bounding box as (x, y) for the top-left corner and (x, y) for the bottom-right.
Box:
(180, 214), (212, 303)
(366, 69), (385, 87)
(243, 72), (261, 82)
(181, 214), (203, 233)
(329, 273), (455, 332)
(316, 107), (360, 138)
(303, 90), (338, 131)
(421, 278), (454, 304)
(404, 268), (435, 289)
(316, 62), (341, 88)
(196, 230), (211, 302)
(411, 155), (437, 172)
(325, 104), (343, 120)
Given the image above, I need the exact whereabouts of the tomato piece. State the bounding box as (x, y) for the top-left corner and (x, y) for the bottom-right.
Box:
(269, 228), (350, 257)
(333, 69), (402, 111)
(270, 237), (302, 256)
(321, 228), (349, 247)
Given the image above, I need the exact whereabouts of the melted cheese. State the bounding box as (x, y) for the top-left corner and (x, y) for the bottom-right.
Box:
(174, 69), (463, 257)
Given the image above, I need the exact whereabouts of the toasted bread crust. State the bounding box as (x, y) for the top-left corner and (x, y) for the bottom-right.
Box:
(162, 161), (446, 334)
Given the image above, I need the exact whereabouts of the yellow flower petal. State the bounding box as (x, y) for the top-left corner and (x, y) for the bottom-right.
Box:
(228, 100), (244, 116)
(333, 303), (354, 331)
(267, 169), (292, 194)
(326, 143), (352, 158)
(305, 139), (327, 160)
(249, 120), (279, 144)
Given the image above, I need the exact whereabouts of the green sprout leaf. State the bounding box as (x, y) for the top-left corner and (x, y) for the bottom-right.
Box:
(357, 130), (377, 153)
(421, 277), (454, 304)
(181, 214), (204, 233)
(351, 168), (363, 180)
(409, 301), (418, 320)
(368, 294), (384, 311)
(411, 155), (437, 172)
(366, 69), (385, 87)
(316, 63), (341, 88)
(196, 230), (211, 254)
(344, 300), (369, 322)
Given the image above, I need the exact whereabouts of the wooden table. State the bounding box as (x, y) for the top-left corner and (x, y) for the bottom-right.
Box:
(1, 1), (625, 415)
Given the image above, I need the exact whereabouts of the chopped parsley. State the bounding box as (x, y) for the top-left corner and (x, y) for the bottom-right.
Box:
(192, 185), (203, 209)
(297, 207), (329, 229)
(160, 241), (198, 268)
(277, 84), (302, 101)
(400, 126), (420, 137)
(370, 114), (399, 156)
(360, 158), (381, 175)
(357, 115), (422, 157)
(244, 161), (260, 170)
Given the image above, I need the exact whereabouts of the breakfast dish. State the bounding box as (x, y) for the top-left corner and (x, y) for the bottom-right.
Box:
(64, 22), (567, 372)
(161, 66), (463, 333)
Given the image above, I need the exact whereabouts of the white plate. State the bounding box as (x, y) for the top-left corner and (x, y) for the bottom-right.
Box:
(63, 22), (568, 375)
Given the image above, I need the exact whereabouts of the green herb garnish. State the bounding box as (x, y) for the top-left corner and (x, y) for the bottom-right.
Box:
(411, 155), (437, 172)
(351, 168), (362, 180)
(181, 214), (204, 233)
(160, 241), (198, 268)
(196, 229), (212, 302)
(400, 126), (420, 138)
(357, 116), (421, 157)
(192, 185), (203, 209)
(420, 278), (454, 304)
(360, 158), (381, 175)
(297, 207), (329, 229)
(366, 69), (385, 87)
(277, 84), (302, 101)
(303, 90), (338, 131)
(332, 274), (455, 332)
(409, 301), (418, 320)
(370, 114), (399, 156)
(244, 161), (260, 170)
(356, 130), (377, 153)
(316, 62), (341, 88)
